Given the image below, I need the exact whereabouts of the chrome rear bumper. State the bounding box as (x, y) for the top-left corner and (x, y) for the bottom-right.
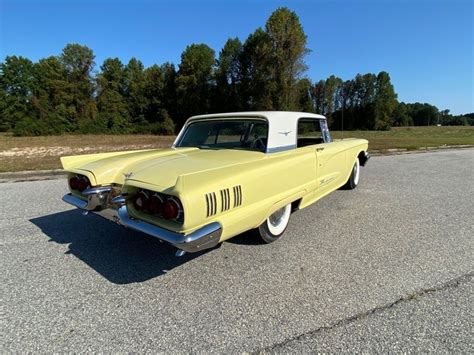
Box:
(117, 206), (222, 253)
(62, 193), (222, 253)
(62, 193), (120, 222)
(62, 193), (88, 209)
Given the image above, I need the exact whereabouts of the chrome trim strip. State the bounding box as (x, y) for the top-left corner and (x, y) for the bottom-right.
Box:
(82, 186), (112, 196)
(266, 144), (297, 153)
(62, 193), (88, 209)
(117, 206), (222, 253)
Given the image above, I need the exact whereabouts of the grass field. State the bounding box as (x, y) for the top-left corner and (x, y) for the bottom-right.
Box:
(332, 126), (474, 150)
(0, 126), (473, 172)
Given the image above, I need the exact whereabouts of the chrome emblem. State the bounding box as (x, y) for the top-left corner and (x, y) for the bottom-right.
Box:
(278, 131), (292, 136)
(123, 172), (134, 179)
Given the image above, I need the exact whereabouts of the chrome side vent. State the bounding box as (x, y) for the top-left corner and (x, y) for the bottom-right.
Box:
(205, 192), (217, 217)
(233, 185), (242, 207)
(220, 188), (231, 212)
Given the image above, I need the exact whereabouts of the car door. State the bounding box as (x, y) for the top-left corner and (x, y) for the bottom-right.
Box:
(315, 141), (346, 193)
(297, 118), (346, 195)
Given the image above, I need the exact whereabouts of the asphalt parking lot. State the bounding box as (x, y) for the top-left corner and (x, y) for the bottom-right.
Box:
(2, 149), (473, 352)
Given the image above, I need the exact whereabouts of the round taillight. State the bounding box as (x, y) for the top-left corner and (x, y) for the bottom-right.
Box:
(163, 198), (179, 220)
(148, 193), (163, 215)
(69, 176), (79, 190)
(133, 190), (149, 212)
(76, 177), (90, 192)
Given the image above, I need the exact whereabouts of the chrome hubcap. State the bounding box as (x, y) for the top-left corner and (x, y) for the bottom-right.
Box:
(354, 159), (360, 185)
(269, 207), (285, 226)
(266, 204), (291, 236)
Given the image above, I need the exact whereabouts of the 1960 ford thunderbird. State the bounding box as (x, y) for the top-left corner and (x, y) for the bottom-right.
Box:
(62, 111), (369, 255)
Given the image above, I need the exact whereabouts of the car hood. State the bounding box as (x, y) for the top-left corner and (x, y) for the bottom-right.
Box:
(81, 148), (265, 188)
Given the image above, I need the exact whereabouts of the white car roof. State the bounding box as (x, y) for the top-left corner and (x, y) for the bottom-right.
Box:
(175, 111), (327, 153)
(188, 111), (326, 121)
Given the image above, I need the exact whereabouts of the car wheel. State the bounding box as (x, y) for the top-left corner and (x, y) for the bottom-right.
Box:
(342, 158), (360, 190)
(256, 203), (292, 243)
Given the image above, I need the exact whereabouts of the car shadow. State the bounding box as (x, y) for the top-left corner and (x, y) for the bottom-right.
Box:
(224, 230), (264, 245)
(30, 209), (215, 284)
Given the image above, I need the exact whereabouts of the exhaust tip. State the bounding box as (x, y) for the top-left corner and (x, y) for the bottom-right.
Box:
(175, 249), (186, 257)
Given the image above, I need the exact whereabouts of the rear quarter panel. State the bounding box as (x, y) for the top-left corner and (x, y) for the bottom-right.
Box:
(339, 138), (369, 179)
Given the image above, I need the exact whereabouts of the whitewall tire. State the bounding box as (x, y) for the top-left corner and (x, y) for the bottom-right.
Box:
(343, 158), (360, 190)
(256, 203), (292, 243)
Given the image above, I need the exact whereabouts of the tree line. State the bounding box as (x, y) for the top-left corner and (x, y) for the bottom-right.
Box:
(1, 7), (471, 136)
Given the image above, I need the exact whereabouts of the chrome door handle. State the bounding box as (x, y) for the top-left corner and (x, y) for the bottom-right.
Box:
(316, 147), (325, 152)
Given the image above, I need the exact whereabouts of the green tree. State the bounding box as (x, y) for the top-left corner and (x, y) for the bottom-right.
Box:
(143, 64), (175, 134)
(214, 37), (243, 112)
(373, 71), (397, 130)
(405, 102), (439, 126)
(323, 75), (343, 126)
(265, 7), (309, 109)
(240, 28), (273, 110)
(124, 58), (147, 126)
(60, 44), (97, 131)
(161, 62), (177, 123)
(350, 73), (377, 130)
(143, 64), (165, 124)
(30, 56), (74, 133)
(0, 89), (7, 131)
(295, 78), (314, 112)
(176, 44), (215, 127)
(464, 113), (474, 125)
(311, 80), (325, 115)
(392, 102), (413, 126)
(96, 58), (130, 131)
(0, 56), (35, 131)
(315, 72), (399, 130)
(438, 109), (469, 125)
(337, 79), (357, 130)
(354, 73), (377, 107)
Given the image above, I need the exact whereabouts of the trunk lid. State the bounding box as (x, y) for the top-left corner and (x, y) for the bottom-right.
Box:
(79, 148), (264, 187)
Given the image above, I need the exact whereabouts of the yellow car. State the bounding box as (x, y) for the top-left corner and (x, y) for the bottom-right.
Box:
(62, 111), (369, 255)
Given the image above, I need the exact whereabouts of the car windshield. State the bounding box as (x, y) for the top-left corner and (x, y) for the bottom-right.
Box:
(176, 119), (268, 152)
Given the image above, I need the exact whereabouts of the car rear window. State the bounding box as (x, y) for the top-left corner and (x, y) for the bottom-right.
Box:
(177, 119), (268, 152)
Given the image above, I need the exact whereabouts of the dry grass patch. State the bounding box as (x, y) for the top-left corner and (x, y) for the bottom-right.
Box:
(0, 134), (175, 172)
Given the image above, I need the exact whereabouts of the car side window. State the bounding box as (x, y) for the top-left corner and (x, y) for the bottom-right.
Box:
(297, 119), (325, 148)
